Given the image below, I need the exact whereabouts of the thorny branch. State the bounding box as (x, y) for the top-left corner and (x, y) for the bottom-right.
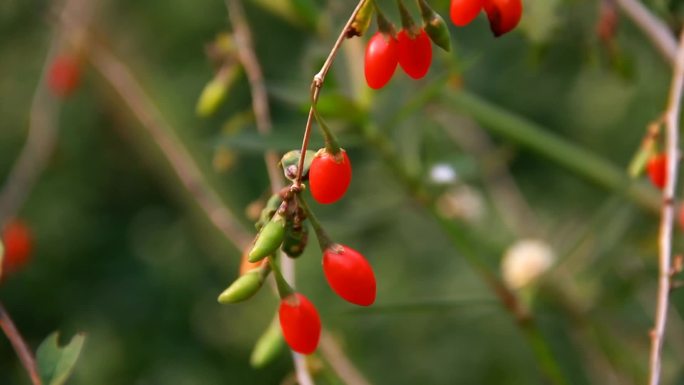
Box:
(227, 1), (372, 384)
(225, 0), (312, 383)
(648, 29), (684, 385)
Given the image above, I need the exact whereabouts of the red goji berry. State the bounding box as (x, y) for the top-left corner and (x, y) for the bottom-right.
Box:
(2, 220), (32, 276)
(450, 0), (484, 27)
(47, 55), (81, 98)
(647, 153), (667, 190)
(483, 0), (523, 37)
(323, 244), (376, 306)
(397, 29), (432, 80)
(308, 149), (352, 204)
(364, 32), (399, 89)
(278, 293), (321, 354)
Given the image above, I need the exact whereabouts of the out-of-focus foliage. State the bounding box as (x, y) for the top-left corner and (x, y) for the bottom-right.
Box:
(1, 0), (684, 384)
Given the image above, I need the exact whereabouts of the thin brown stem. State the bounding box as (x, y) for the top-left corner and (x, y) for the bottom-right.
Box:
(293, 0), (368, 186)
(0, 302), (42, 385)
(648, 29), (684, 385)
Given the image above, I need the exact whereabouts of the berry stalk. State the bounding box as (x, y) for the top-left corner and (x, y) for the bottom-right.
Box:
(292, 0), (369, 187)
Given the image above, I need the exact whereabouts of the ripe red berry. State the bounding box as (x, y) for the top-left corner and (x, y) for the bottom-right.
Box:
(278, 293), (321, 354)
(364, 32), (399, 89)
(1, 220), (32, 276)
(323, 245), (376, 306)
(483, 0), (523, 37)
(308, 149), (352, 204)
(450, 0), (484, 27)
(647, 153), (667, 190)
(47, 55), (81, 98)
(397, 29), (432, 80)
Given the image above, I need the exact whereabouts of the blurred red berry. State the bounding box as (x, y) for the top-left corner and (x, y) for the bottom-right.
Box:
(483, 0), (523, 37)
(450, 0), (484, 26)
(364, 32), (399, 89)
(647, 153), (667, 190)
(2, 220), (32, 276)
(397, 29), (432, 80)
(48, 55), (81, 98)
(278, 293), (321, 354)
(309, 149), (352, 204)
(323, 244), (376, 306)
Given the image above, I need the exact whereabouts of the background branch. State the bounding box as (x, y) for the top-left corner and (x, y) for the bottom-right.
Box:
(88, 42), (254, 250)
(614, 0), (677, 65)
(0, 302), (41, 385)
(648, 28), (684, 385)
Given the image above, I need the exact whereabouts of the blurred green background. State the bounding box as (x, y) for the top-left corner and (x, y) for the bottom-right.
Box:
(2, 0), (684, 383)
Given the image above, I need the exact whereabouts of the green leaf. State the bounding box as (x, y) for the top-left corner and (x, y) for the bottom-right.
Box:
(36, 332), (86, 385)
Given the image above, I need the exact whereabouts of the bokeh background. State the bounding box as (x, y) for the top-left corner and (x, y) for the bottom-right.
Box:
(2, 0), (684, 383)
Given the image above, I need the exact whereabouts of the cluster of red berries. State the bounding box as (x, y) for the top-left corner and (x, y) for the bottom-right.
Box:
(364, 0), (522, 89)
(219, 148), (376, 355)
(1, 220), (32, 279)
(47, 54), (81, 98)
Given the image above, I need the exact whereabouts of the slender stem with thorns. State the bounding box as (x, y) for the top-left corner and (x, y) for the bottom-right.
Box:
(293, 0), (368, 186)
(648, 29), (684, 385)
(227, 2), (372, 383)
(225, 1), (312, 383)
(0, 302), (41, 385)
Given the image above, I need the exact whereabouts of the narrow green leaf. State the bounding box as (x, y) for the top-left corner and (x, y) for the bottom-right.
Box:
(36, 332), (86, 385)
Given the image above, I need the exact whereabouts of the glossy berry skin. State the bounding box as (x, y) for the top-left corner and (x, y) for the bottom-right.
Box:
(309, 149), (352, 204)
(364, 32), (399, 89)
(450, 0), (484, 27)
(483, 0), (523, 37)
(397, 29), (432, 80)
(278, 293), (321, 354)
(1, 220), (32, 276)
(647, 154), (667, 190)
(323, 245), (376, 306)
(47, 55), (81, 98)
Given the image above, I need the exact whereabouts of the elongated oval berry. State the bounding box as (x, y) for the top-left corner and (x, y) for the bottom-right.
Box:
(1, 220), (32, 277)
(309, 149), (352, 204)
(323, 244), (376, 306)
(47, 55), (81, 98)
(647, 153), (667, 190)
(397, 29), (432, 80)
(278, 293), (321, 354)
(450, 0), (484, 26)
(218, 264), (269, 304)
(250, 320), (285, 368)
(483, 0), (523, 37)
(249, 215), (286, 262)
(364, 32), (399, 89)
